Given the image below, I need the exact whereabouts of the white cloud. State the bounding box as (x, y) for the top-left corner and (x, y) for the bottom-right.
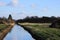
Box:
(11, 11), (27, 19)
(12, 0), (18, 6)
(19, 4), (25, 9)
(41, 7), (48, 13)
(31, 3), (36, 8)
(7, 0), (19, 7)
(0, 2), (6, 6)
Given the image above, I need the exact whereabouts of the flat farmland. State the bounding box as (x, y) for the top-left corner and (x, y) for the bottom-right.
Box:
(19, 23), (60, 40)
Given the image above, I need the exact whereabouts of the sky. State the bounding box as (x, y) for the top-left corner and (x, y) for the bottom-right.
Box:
(0, 0), (60, 19)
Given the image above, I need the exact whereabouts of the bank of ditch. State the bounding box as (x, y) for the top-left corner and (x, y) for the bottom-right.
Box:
(18, 23), (60, 40)
(0, 25), (14, 40)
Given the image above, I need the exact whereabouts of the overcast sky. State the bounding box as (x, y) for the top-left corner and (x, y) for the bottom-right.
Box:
(0, 0), (60, 19)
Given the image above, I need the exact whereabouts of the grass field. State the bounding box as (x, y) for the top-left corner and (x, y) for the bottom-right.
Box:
(20, 23), (60, 40)
(0, 24), (7, 32)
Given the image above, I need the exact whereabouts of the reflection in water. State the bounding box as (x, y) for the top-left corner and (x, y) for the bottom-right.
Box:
(4, 25), (34, 40)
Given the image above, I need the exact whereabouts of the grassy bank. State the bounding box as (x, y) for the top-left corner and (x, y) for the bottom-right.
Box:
(0, 24), (14, 40)
(0, 24), (7, 32)
(19, 23), (60, 40)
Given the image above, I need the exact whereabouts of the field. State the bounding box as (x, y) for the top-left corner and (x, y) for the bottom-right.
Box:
(0, 24), (7, 32)
(20, 23), (60, 40)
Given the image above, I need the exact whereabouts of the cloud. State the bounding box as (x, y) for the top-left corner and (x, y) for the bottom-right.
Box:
(11, 11), (27, 19)
(12, 0), (18, 6)
(7, 0), (18, 7)
(31, 3), (36, 8)
(7, 2), (13, 6)
(41, 7), (48, 13)
(0, 2), (6, 6)
(19, 4), (25, 9)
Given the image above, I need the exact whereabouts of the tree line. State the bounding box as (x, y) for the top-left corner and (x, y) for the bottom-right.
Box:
(16, 16), (60, 23)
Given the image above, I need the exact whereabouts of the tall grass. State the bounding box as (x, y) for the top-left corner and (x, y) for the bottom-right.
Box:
(22, 24), (60, 40)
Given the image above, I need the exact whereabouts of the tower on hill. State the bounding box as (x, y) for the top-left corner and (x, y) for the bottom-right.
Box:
(8, 14), (12, 20)
(8, 14), (15, 25)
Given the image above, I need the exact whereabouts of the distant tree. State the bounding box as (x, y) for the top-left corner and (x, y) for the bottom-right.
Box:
(16, 16), (60, 23)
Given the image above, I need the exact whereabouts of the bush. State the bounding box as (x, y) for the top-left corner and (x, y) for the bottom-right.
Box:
(49, 20), (60, 28)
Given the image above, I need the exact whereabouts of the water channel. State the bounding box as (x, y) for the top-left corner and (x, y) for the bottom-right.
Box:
(4, 24), (34, 40)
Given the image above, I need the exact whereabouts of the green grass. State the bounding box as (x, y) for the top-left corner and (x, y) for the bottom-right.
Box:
(21, 23), (60, 40)
(0, 24), (7, 32)
(34, 27), (60, 40)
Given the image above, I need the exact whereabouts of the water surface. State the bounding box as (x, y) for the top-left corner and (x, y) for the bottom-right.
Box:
(4, 25), (34, 40)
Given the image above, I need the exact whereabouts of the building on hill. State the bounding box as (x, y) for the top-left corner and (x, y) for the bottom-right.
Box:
(7, 14), (15, 25)
(8, 14), (12, 20)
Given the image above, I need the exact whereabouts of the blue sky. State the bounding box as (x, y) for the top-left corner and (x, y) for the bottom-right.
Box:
(0, 0), (60, 19)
